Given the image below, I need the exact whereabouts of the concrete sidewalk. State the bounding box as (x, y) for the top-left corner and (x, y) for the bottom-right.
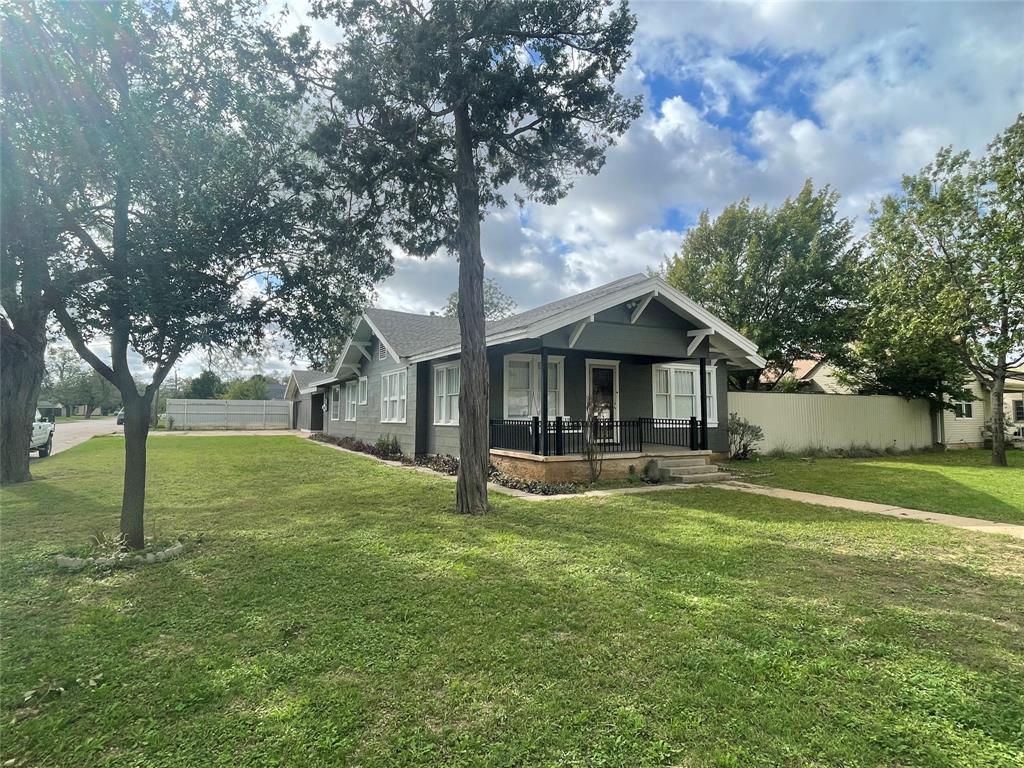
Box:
(721, 481), (1024, 540)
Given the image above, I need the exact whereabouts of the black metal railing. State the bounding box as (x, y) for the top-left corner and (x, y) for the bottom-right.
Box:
(490, 416), (702, 456)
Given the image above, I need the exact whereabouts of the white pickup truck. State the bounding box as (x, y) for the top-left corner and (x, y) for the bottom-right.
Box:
(30, 410), (55, 458)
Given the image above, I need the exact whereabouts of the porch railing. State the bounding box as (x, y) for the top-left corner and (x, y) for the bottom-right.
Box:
(489, 416), (704, 456)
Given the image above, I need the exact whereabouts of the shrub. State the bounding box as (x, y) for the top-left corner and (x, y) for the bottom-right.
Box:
(375, 433), (402, 459)
(728, 412), (764, 459)
(412, 454), (460, 475)
(487, 466), (581, 495)
(310, 432), (404, 460)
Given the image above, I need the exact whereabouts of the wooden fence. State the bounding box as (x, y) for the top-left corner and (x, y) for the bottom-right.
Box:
(729, 392), (935, 453)
(165, 399), (291, 430)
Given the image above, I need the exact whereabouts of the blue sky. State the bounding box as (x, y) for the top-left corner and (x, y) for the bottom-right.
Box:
(143, 0), (1024, 378)
(367, 0), (1024, 320)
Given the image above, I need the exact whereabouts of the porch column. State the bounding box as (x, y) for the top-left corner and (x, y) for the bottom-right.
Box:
(699, 356), (708, 450)
(540, 345), (549, 456)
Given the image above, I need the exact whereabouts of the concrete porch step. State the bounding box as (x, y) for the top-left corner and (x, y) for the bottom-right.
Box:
(667, 463), (720, 476)
(655, 457), (710, 469)
(672, 471), (735, 484)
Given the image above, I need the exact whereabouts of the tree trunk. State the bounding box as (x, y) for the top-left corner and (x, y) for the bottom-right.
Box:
(0, 323), (46, 485)
(990, 371), (1007, 467)
(120, 393), (152, 549)
(453, 101), (489, 515)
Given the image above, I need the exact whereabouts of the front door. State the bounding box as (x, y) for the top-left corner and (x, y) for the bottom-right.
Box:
(586, 361), (619, 441)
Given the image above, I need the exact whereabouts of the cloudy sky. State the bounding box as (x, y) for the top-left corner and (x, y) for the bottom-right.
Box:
(101, 0), (1024, 380)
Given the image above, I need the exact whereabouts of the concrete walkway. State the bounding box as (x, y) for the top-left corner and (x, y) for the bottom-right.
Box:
(721, 481), (1024, 540)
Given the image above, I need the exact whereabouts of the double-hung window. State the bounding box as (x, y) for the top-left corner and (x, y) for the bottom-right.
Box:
(345, 381), (358, 421)
(953, 401), (974, 419)
(652, 363), (717, 424)
(357, 377), (368, 405)
(330, 385), (341, 421)
(1014, 400), (1024, 422)
(434, 363), (460, 425)
(380, 369), (407, 423)
(502, 355), (564, 419)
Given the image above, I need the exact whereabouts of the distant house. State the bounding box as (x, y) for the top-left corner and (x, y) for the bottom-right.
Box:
(761, 358), (854, 394)
(285, 369), (328, 431)
(938, 369), (1024, 449)
(36, 401), (63, 420)
(266, 381), (287, 400)
(293, 274), (766, 480)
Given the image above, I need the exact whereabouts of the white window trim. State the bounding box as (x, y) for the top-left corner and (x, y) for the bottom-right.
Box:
(651, 362), (718, 426)
(502, 354), (565, 420)
(433, 362), (461, 426)
(344, 380), (358, 422)
(357, 376), (368, 405)
(1013, 400), (1024, 422)
(380, 368), (408, 424)
(330, 385), (341, 421)
(952, 400), (975, 420)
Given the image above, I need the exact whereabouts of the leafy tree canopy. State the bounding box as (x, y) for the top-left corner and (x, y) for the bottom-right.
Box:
(183, 370), (225, 400)
(442, 278), (516, 320)
(865, 114), (1023, 464)
(662, 180), (865, 388)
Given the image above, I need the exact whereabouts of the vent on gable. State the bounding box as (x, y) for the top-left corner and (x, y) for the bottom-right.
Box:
(378, 338), (388, 360)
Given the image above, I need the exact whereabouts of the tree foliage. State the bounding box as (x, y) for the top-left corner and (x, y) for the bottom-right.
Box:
(2, 0), (389, 545)
(442, 277), (517, 320)
(307, 0), (641, 513)
(182, 370), (225, 400)
(221, 375), (271, 401)
(662, 180), (865, 388)
(865, 114), (1024, 465)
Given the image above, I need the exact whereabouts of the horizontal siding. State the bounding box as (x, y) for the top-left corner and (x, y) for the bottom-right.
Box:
(942, 379), (987, 447)
(730, 392), (933, 453)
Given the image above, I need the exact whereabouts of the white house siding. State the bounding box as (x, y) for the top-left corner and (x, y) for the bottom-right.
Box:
(730, 392), (934, 453)
(324, 340), (418, 455)
(942, 378), (988, 449)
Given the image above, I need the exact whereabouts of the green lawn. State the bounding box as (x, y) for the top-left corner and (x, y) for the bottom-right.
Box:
(726, 450), (1024, 525)
(2, 437), (1023, 767)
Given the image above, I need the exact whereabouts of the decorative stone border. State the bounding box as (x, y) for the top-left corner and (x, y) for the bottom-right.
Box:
(55, 542), (186, 571)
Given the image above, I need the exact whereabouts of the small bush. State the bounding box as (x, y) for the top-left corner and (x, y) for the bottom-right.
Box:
(728, 412), (764, 459)
(487, 466), (581, 496)
(375, 433), (403, 459)
(310, 432), (404, 460)
(412, 454), (460, 475)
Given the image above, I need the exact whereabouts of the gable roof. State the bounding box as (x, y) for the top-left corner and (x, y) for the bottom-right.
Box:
(317, 273), (766, 384)
(285, 369), (327, 398)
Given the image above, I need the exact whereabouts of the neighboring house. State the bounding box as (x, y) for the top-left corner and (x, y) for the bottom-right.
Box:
(286, 369), (328, 431)
(266, 381), (287, 400)
(761, 358), (854, 394)
(937, 369), (1024, 449)
(305, 274), (766, 480)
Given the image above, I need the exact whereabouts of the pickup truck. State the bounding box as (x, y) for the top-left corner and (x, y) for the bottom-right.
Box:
(30, 410), (55, 458)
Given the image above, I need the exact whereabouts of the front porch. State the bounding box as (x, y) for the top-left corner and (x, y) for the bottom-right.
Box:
(489, 415), (708, 456)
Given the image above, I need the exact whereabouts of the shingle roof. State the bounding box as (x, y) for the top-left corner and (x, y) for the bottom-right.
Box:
(290, 369), (327, 389)
(365, 273), (650, 359)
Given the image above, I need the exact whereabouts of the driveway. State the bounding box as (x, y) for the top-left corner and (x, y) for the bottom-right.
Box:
(38, 416), (121, 458)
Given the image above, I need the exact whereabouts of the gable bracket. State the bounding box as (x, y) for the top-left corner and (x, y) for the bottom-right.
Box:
(568, 315), (594, 349)
(630, 290), (657, 324)
(351, 341), (372, 361)
(686, 328), (715, 356)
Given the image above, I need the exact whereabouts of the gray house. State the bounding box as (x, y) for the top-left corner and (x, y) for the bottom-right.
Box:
(300, 274), (766, 481)
(286, 369), (328, 431)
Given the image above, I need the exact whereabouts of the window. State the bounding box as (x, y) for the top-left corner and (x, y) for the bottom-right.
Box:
(330, 385), (341, 421)
(357, 377), (368, 405)
(381, 369), (407, 423)
(1015, 400), (1024, 422)
(502, 355), (564, 419)
(378, 338), (388, 361)
(345, 381), (358, 421)
(953, 401), (974, 419)
(651, 363), (717, 424)
(434, 363), (460, 425)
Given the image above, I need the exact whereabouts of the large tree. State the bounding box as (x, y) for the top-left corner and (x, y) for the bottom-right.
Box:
(308, 0), (641, 513)
(867, 115), (1024, 466)
(441, 277), (516, 320)
(4, 0), (389, 546)
(662, 181), (865, 389)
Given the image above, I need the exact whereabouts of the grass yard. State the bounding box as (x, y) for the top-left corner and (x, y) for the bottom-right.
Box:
(726, 450), (1024, 526)
(2, 436), (1023, 767)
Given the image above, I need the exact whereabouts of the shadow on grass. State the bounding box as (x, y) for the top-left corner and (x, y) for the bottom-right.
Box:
(3, 439), (1023, 766)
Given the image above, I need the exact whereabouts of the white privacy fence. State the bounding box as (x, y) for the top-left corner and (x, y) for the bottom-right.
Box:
(730, 392), (934, 453)
(166, 399), (291, 430)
